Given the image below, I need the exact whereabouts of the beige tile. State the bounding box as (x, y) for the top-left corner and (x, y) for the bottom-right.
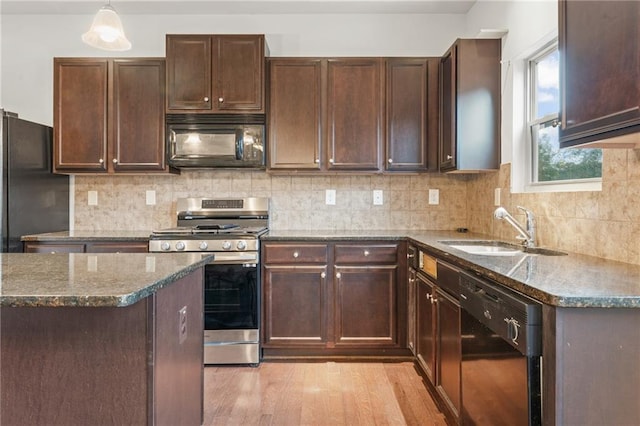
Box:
(602, 149), (628, 182)
(598, 181), (629, 221)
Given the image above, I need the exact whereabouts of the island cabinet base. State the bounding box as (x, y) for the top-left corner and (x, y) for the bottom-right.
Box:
(543, 306), (640, 425)
(1, 269), (204, 426)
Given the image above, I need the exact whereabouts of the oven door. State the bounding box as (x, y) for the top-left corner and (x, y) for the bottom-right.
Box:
(203, 261), (258, 331)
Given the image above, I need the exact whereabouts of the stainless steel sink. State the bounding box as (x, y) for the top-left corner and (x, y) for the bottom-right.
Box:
(439, 240), (567, 257)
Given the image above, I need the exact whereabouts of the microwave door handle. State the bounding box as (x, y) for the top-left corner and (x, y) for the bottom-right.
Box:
(235, 129), (244, 160)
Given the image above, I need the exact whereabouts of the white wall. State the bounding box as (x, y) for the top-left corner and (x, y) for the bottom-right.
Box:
(1, 12), (465, 125)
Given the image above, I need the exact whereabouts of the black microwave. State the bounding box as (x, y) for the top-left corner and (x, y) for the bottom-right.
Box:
(166, 114), (265, 169)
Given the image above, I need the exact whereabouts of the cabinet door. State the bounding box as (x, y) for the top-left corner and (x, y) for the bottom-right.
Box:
(559, 0), (640, 147)
(334, 265), (398, 347)
(268, 59), (323, 169)
(112, 59), (166, 172)
(439, 49), (456, 171)
(327, 59), (382, 171)
(436, 288), (461, 421)
(54, 59), (108, 173)
(214, 35), (265, 112)
(262, 265), (328, 347)
(166, 35), (212, 112)
(407, 268), (417, 355)
(416, 273), (436, 384)
(386, 58), (437, 171)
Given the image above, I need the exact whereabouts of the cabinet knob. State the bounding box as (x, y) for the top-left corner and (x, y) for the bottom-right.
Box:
(336, 272), (341, 279)
(388, 158), (393, 164)
(112, 159), (118, 164)
(315, 159), (320, 163)
(329, 158), (334, 164)
(204, 97), (209, 102)
(320, 272), (326, 279)
(293, 251), (299, 258)
(98, 158), (104, 164)
(363, 250), (370, 257)
(218, 97), (224, 103)
(446, 155), (453, 160)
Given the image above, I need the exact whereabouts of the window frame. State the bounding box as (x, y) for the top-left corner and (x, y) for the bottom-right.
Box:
(523, 40), (602, 193)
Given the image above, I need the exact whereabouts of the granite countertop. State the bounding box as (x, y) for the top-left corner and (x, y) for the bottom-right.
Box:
(0, 253), (212, 308)
(21, 230), (152, 242)
(263, 230), (640, 309)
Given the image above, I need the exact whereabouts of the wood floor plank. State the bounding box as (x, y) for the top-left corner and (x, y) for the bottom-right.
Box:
(203, 362), (446, 426)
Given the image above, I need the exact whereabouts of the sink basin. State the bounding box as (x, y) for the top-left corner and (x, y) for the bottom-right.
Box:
(439, 240), (568, 257)
(440, 240), (522, 256)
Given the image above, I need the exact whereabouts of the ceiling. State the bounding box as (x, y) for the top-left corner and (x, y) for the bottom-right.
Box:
(1, 0), (477, 15)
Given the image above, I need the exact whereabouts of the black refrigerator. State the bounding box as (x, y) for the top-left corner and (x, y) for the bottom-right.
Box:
(1, 110), (69, 252)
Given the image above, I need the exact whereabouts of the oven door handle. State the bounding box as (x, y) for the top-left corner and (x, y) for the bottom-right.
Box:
(210, 253), (258, 264)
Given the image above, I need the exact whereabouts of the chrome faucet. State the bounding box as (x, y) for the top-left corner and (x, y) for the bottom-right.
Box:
(493, 206), (536, 248)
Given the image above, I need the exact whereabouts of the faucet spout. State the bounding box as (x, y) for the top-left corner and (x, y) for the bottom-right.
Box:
(493, 206), (536, 248)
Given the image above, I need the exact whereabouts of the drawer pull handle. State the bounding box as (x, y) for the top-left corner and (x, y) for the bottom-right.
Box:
(293, 251), (299, 258)
(364, 250), (370, 256)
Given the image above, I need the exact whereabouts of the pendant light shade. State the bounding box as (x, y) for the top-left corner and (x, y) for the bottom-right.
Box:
(82, 2), (131, 51)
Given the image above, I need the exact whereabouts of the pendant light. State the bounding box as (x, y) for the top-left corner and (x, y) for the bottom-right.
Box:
(82, 1), (132, 51)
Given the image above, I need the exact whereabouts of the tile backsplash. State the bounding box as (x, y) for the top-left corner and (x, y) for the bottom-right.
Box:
(74, 149), (640, 265)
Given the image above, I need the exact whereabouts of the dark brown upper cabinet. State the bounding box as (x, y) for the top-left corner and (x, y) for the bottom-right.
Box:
(385, 58), (439, 172)
(267, 58), (323, 170)
(166, 34), (267, 113)
(54, 58), (170, 174)
(267, 58), (383, 172)
(559, 0), (640, 148)
(439, 39), (501, 173)
(326, 58), (383, 172)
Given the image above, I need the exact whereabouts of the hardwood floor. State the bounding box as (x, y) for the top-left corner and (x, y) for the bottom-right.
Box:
(203, 361), (447, 425)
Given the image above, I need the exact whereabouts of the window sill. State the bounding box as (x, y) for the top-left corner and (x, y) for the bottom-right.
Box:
(522, 179), (602, 194)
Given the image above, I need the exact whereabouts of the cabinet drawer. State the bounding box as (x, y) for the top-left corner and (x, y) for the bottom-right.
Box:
(334, 244), (398, 264)
(263, 243), (328, 264)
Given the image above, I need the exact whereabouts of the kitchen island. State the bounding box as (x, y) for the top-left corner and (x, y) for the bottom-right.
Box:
(0, 252), (211, 425)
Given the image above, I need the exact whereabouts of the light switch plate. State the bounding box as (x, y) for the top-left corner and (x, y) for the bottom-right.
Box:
(88, 190), (98, 206)
(373, 190), (383, 205)
(146, 190), (156, 206)
(428, 189), (439, 205)
(326, 189), (336, 205)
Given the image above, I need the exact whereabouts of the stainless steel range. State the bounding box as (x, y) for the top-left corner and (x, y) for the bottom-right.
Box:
(149, 197), (269, 365)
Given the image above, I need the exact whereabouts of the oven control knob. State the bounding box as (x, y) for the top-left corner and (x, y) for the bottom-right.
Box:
(222, 241), (232, 251)
(175, 241), (186, 251)
(160, 242), (171, 251)
(236, 240), (247, 251)
(199, 242), (208, 250)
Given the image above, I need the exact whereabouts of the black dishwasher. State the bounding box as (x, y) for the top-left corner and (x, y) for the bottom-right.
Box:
(459, 272), (542, 426)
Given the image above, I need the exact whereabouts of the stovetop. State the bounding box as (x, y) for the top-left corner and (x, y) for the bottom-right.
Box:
(150, 225), (268, 238)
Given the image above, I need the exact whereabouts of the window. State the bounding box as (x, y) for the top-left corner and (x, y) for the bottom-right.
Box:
(527, 43), (602, 186)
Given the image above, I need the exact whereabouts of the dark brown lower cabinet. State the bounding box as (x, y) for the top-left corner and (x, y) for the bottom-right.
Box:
(435, 287), (461, 422)
(416, 272), (437, 383)
(262, 265), (328, 346)
(261, 240), (408, 357)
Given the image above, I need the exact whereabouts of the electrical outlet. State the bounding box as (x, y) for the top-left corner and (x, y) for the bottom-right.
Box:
(88, 190), (98, 206)
(146, 190), (156, 206)
(428, 189), (439, 205)
(178, 306), (187, 344)
(494, 188), (501, 206)
(373, 190), (383, 205)
(326, 189), (336, 205)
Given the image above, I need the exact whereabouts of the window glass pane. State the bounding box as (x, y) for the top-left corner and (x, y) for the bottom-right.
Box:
(532, 120), (602, 182)
(534, 49), (559, 119)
